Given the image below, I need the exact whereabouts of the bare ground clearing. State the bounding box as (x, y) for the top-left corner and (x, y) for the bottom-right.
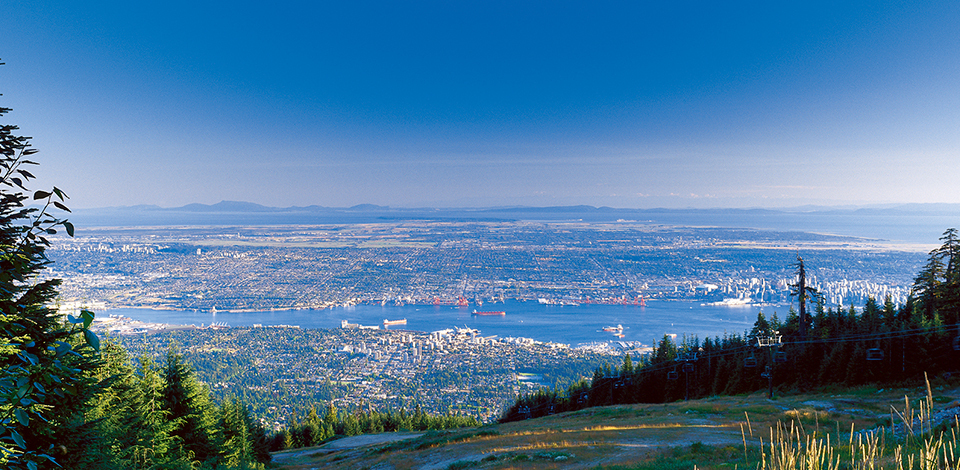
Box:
(272, 385), (960, 469)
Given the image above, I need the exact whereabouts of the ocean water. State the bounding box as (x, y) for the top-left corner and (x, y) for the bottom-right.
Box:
(75, 206), (960, 244)
(105, 299), (775, 347)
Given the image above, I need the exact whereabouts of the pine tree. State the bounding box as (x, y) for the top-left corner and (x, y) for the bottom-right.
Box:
(90, 349), (176, 469)
(622, 353), (634, 375)
(749, 312), (771, 340)
(218, 397), (252, 468)
(936, 229), (960, 324)
(790, 254), (818, 342)
(161, 347), (217, 464)
(914, 242), (946, 320)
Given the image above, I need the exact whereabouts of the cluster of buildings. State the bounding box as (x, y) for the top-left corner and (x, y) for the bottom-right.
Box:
(45, 223), (922, 313)
(115, 325), (612, 426)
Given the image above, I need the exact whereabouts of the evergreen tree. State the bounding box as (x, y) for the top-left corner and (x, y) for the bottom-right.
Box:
(87, 345), (175, 469)
(622, 353), (633, 375)
(218, 397), (252, 468)
(749, 312), (771, 340)
(300, 406), (321, 446)
(161, 348), (217, 464)
(914, 240), (947, 319)
(936, 229), (960, 324)
(790, 254), (818, 342)
(123, 355), (177, 468)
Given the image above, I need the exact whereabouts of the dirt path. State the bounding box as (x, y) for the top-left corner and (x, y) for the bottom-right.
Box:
(271, 432), (424, 466)
(274, 386), (960, 469)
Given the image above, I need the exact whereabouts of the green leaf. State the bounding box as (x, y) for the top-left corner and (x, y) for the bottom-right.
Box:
(44, 228), (56, 235)
(53, 341), (72, 356)
(14, 408), (29, 426)
(81, 309), (94, 329)
(63, 221), (74, 237)
(10, 429), (25, 448)
(83, 328), (100, 352)
(17, 352), (38, 366)
(67, 314), (83, 324)
(53, 201), (71, 213)
(27, 460), (38, 470)
(33, 190), (51, 200)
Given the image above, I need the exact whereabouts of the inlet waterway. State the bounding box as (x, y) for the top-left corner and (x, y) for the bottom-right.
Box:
(106, 300), (781, 347)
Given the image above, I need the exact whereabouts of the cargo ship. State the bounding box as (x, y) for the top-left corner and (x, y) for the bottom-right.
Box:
(383, 319), (407, 326)
(471, 310), (505, 316)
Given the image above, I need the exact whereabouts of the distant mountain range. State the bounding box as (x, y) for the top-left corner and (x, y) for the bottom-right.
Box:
(78, 200), (960, 214)
(69, 201), (960, 244)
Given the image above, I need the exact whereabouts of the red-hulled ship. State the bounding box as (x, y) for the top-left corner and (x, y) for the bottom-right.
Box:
(471, 310), (505, 316)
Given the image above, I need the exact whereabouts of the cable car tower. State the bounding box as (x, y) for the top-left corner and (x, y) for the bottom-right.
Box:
(757, 331), (783, 399)
(677, 350), (699, 400)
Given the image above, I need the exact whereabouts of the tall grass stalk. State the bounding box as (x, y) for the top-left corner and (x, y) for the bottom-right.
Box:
(742, 423), (749, 462)
(757, 385), (959, 470)
(758, 419), (840, 470)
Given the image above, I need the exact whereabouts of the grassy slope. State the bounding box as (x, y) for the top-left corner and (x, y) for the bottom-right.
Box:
(271, 384), (960, 470)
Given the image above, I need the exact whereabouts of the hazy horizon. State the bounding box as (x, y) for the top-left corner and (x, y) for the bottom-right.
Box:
(3, 2), (959, 209)
(70, 199), (960, 212)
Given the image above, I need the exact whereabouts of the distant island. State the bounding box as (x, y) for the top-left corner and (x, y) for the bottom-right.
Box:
(71, 201), (960, 244)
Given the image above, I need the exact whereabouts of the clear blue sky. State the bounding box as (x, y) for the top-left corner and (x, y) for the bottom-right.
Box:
(2, 1), (959, 208)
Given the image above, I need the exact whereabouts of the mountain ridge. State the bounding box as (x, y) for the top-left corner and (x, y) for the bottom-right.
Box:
(74, 200), (960, 214)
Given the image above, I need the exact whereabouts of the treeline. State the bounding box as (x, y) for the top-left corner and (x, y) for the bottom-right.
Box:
(4, 304), (274, 468)
(502, 230), (960, 422)
(34, 339), (273, 469)
(274, 403), (480, 451)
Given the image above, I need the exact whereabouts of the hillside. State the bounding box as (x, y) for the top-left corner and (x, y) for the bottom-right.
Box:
(271, 383), (960, 469)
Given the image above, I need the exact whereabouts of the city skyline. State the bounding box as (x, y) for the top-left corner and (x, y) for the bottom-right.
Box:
(2, 1), (959, 209)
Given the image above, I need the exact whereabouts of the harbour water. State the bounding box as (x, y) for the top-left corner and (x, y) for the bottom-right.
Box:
(105, 299), (780, 347)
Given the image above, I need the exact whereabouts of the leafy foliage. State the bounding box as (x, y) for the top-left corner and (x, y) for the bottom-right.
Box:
(0, 62), (272, 469)
(0, 59), (101, 469)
